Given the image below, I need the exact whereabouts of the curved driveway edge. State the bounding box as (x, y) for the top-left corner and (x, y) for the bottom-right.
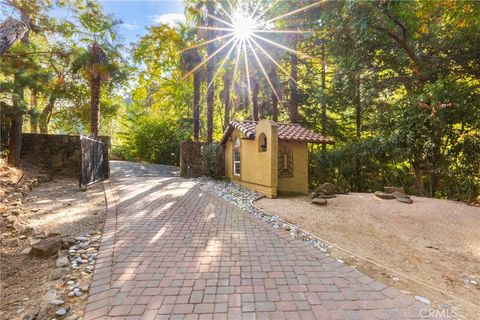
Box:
(83, 161), (443, 320)
(84, 181), (118, 319)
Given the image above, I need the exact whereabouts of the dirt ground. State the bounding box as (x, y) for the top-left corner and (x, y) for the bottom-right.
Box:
(256, 193), (480, 319)
(1, 162), (106, 320)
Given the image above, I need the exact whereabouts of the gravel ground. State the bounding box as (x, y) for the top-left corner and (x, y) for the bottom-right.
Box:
(0, 177), (106, 320)
(256, 193), (480, 319)
(24, 178), (105, 236)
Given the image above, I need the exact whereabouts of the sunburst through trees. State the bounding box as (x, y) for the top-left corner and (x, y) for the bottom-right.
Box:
(183, 0), (324, 111)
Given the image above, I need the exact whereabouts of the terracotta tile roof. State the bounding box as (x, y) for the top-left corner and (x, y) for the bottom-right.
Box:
(220, 120), (333, 145)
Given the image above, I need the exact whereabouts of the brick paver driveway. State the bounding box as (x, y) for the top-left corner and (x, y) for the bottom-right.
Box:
(85, 161), (431, 319)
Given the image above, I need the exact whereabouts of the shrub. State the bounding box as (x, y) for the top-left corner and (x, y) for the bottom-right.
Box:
(202, 143), (224, 179)
(114, 117), (191, 166)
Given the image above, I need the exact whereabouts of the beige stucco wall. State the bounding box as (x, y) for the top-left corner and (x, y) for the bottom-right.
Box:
(225, 138), (233, 179)
(277, 141), (309, 196)
(224, 120), (278, 198)
(223, 120), (309, 198)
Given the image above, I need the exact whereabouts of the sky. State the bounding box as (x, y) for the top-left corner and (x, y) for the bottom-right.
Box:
(102, 0), (185, 45)
(0, 0), (186, 46)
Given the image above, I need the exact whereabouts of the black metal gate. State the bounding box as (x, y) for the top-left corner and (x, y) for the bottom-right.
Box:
(79, 136), (108, 188)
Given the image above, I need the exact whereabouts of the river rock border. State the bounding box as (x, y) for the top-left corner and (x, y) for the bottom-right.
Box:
(194, 177), (333, 255)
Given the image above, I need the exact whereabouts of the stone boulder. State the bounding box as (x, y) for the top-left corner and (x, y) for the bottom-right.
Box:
(396, 197), (413, 204)
(30, 236), (63, 257)
(384, 186), (405, 194)
(374, 191), (395, 200)
(392, 191), (411, 199)
(311, 198), (327, 205)
(3, 238), (19, 248)
(61, 236), (76, 248)
(318, 194), (337, 199)
(315, 183), (336, 195)
(49, 267), (69, 280)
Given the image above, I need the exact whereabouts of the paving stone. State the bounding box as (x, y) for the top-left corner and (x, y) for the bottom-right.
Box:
(82, 162), (435, 320)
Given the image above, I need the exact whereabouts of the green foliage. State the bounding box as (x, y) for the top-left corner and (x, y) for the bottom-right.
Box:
(1, 0), (478, 202)
(312, 138), (416, 194)
(202, 143), (224, 179)
(0, 0), (128, 137)
(113, 115), (191, 166)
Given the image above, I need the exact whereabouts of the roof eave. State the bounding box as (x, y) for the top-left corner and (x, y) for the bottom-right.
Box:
(280, 138), (335, 144)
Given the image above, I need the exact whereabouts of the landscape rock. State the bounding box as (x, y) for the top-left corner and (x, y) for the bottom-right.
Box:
(29, 236), (63, 257)
(374, 191), (395, 200)
(392, 191), (410, 199)
(49, 268), (69, 280)
(384, 186), (405, 194)
(315, 182), (336, 195)
(317, 194), (337, 199)
(49, 299), (65, 306)
(396, 197), (413, 204)
(61, 236), (76, 247)
(55, 307), (67, 318)
(312, 198), (327, 205)
(56, 256), (70, 267)
(9, 209), (21, 216)
(415, 295), (431, 304)
(21, 247), (31, 254)
(3, 238), (19, 248)
(47, 231), (61, 237)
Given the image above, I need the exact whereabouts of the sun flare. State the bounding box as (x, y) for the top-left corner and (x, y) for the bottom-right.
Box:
(184, 1), (325, 105)
(232, 10), (257, 41)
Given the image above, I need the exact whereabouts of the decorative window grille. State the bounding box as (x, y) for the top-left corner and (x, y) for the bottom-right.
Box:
(278, 146), (294, 178)
(233, 137), (241, 175)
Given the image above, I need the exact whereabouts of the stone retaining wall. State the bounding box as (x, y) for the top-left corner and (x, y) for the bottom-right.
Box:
(21, 133), (110, 177)
(179, 141), (207, 178)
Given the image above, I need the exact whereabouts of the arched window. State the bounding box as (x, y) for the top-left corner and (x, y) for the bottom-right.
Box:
(258, 133), (267, 152)
(233, 137), (241, 176)
(278, 146), (293, 178)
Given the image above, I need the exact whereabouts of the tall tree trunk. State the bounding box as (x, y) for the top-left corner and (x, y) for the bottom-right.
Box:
(29, 90), (38, 133)
(193, 50), (201, 141)
(260, 100), (266, 120)
(39, 96), (55, 134)
(429, 121), (442, 197)
(223, 72), (231, 130)
(412, 162), (425, 196)
(29, 112), (37, 133)
(287, 16), (300, 123)
(321, 45), (327, 151)
(354, 72), (362, 191)
(8, 70), (24, 167)
(0, 17), (28, 55)
(90, 75), (101, 137)
(206, 3), (215, 143)
(7, 10), (29, 166)
(252, 77), (259, 121)
(7, 115), (22, 166)
(269, 65), (279, 122)
(289, 52), (299, 123)
(272, 93), (278, 123)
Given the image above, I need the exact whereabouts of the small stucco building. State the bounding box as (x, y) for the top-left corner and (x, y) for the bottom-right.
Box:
(220, 120), (332, 198)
